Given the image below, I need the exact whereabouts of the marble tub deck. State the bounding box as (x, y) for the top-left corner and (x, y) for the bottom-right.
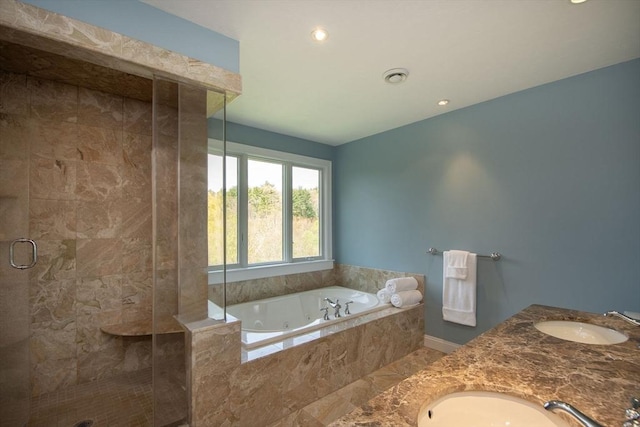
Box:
(329, 305), (640, 427)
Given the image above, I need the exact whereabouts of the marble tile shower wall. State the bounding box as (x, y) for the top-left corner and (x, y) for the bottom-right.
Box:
(0, 70), (153, 396)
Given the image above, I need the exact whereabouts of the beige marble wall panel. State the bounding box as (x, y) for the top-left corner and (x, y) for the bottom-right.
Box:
(187, 320), (241, 426)
(28, 76), (77, 123)
(212, 263), (423, 310)
(121, 237), (152, 274)
(122, 133), (152, 201)
(335, 263), (425, 296)
(0, 277), (29, 346)
(122, 271), (152, 323)
(76, 275), (122, 315)
(76, 198), (121, 239)
(155, 269), (178, 320)
(123, 98), (152, 136)
(179, 267), (208, 318)
(29, 278), (75, 324)
(28, 239), (75, 282)
(76, 238), (123, 278)
(29, 199), (76, 239)
(120, 198), (151, 239)
(30, 156), (76, 200)
(76, 124), (122, 165)
(0, 112), (29, 159)
(29, 120), (78, 161)
(75, 161), (121, 202)
(30, 319), (77, 395)
(122, 337), (151, 372)
(0, 159), (29, 239)
(77, 87), (123, 129)
(211, 269), (335, 307)
(0, 71), (28, 114)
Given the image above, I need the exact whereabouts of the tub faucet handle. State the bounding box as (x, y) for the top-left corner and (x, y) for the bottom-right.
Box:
(320, 306), (330, 321)
(344, 301), (354, 315)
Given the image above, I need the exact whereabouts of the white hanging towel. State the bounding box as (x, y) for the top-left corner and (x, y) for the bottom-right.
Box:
(445, 250), (469, 279)
(442, 250), (477, 326)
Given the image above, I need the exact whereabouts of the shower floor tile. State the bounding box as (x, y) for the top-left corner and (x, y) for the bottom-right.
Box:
(28, 368), (153, 427)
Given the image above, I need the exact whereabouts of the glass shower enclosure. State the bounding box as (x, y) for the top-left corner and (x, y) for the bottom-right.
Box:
(0, 23), (228, 427)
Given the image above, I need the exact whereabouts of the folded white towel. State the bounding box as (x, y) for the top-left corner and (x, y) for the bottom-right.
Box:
(376, 289), (392, 304)
(442, 251), (477, 327)
(391, 290), (423, 308)
(385, 277), (418, 294)
(445, 250), (469, 279)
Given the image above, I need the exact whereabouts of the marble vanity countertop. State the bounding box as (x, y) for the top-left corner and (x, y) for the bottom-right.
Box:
(329, 305), (640, 427)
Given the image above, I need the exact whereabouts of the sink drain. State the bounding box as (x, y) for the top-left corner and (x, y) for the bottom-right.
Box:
(73, 420), (94, 427)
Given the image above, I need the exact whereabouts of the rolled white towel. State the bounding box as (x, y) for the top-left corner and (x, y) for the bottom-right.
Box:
(385, 277), (418, 294)
(391, 290), (423, 308)
(377, 289), (392, 304)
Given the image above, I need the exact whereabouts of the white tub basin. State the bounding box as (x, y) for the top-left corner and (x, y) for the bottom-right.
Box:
(417, 391), (571, 427)
(534, 320), (627, 345)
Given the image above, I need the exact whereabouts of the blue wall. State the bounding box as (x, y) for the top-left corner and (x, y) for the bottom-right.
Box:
(334, 59), (640, 344)
(21, 0), (239, 73)
(208, 119), (334, 161)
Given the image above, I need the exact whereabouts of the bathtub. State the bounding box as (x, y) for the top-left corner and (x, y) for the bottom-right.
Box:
(223, 286), (388, 349)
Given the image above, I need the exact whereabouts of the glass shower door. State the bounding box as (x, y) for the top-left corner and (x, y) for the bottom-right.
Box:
(0, 111), (32, 427)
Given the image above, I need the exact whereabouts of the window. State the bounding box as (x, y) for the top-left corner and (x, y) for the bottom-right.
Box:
(208, 139), (332, 283)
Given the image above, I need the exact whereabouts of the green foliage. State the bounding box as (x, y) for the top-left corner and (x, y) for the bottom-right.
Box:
(248, 182), (280, 216)
(208, 183), (320, 266)
(293, 187), (317, 219)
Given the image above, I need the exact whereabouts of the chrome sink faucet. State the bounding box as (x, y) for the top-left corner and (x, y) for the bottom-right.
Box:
(604, 311), (640, 326)
(624, 397), (640, 427)
(324, 298), (342, 318)
(544, 401), (604, 427)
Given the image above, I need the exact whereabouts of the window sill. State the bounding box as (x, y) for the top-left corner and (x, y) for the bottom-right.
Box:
(208, 259), (335, 285)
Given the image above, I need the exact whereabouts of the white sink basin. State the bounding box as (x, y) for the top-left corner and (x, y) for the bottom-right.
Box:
(418, 391), (571, 427)
(534, 320), (628, 345)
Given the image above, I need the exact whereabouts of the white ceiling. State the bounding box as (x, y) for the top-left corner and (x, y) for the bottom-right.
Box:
(142, 0), (640, 146)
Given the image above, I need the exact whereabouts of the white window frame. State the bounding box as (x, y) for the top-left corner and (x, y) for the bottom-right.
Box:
(208, 139), (333, 284)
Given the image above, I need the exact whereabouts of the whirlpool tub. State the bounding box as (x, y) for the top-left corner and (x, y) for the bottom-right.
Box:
(222, 286), (388, 349)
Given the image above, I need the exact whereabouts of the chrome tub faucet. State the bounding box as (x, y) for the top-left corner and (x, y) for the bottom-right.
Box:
(604, 311), (640, 326)
(324, 298), (342, 318)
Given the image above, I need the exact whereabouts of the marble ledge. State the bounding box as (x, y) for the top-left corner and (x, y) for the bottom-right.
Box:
(329, 304), (640, 427)
(0, 0), (241, 97)
(100, 317), (183, 336)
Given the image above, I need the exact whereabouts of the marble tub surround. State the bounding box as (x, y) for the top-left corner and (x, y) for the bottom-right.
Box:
(329, 305), (640, 427)
(210, 268), (337, 306)
(335, 263), (425, 296)
(270, 347), (446, 427)
(210, 263), (423, 307)
(184, 300), (424, 426)
(0, 0), (241, 98)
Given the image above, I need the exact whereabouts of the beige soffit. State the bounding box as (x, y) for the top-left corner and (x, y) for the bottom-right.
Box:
(0, 0), (241, 100)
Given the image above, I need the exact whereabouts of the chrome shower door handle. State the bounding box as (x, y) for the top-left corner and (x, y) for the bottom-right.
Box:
(9, 238), (38, 269)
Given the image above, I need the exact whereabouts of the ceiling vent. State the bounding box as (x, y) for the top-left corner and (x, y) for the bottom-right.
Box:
(383, 68), (409, 84)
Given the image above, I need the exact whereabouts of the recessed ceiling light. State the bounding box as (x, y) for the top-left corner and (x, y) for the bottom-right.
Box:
(383, 68), (409, 84)
(437, 99), (450, 106)
(311, 27), (328, 42)
(570, 0), (588, 3)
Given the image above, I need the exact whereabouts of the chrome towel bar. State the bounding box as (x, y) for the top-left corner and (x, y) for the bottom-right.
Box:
(427, 247), (502, 261)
